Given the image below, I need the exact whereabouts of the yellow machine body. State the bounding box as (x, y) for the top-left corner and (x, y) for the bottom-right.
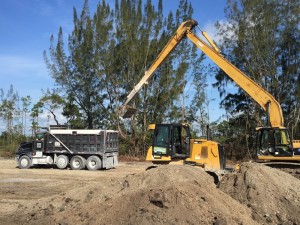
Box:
(146, 124), (225, 171)
(186, 139), (223, 170)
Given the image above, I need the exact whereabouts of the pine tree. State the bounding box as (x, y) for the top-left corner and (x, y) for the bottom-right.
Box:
(20, 96), (31, 135)
(44, 0), (113, 129)
(0, 85), (20, 139)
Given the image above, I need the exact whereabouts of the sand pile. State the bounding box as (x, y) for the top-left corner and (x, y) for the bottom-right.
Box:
(88, 165), (257, 225)
(7, 163), (300, 225)
(218, 162), (300, 224)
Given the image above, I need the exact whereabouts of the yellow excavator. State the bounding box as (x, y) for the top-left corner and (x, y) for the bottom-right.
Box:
(120, 19), (300, 169)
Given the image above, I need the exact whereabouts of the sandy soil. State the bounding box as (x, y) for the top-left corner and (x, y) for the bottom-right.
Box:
(0, 158), (299, 225)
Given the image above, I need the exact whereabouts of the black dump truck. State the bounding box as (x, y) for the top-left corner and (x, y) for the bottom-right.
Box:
(15, 126), (119, 170)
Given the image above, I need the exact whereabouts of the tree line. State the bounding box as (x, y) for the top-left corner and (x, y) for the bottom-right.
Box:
(1, 0), (299, 160)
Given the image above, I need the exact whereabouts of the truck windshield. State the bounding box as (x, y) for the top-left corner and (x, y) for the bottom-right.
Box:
(36, 133), (44, 140)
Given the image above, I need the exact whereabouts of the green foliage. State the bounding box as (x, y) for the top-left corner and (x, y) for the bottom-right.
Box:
(0, 129), (28, 157)
(62, 94), (86, 128)
(0, 85), (32, 157)
(40, 89), (65, 125)
(30, 101), (44, 134)
(0, 85), (20, 134)
(214, 117), (255, 160)
(21, 96), (32, 135)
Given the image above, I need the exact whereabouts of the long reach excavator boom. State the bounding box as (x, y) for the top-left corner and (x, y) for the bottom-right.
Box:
(121, 19), (283, 128)
(121, 19), (300, 161)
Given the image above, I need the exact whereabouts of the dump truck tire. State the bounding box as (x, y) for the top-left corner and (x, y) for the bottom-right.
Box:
(70, 155), (86, 170)
(86, 156), (102, 170)
(19, 155), (31, 169)
(56, 155), (69, 169)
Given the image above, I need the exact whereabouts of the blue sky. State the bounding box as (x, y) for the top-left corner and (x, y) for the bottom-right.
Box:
(0, 0), (229, 131)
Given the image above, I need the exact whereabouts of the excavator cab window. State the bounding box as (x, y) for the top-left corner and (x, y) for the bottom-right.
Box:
(257, 128), (293, 156)
(274, 129), (291, 145)
(153, 125), (170, 155)
(173, 125), (190, 157)
(153, 124), (190, 158)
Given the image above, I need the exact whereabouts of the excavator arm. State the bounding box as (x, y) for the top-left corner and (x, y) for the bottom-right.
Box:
(186, 31), (284, 128)
(120, 20), (198, 117)
(120, 19), (284, 129)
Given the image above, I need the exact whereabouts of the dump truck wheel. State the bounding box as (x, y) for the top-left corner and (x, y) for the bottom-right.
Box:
(86, 156), (102, 170)
(56, 155), (69, 169)
(19, 155), (31, 169)
(70, 155), (86, 170)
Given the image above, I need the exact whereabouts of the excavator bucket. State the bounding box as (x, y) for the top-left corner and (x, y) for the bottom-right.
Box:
(119, 105), (137, 118)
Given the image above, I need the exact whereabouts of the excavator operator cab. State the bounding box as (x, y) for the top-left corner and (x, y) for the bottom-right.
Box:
(256, 127), (293, 157)
(152, 124), (191, 159)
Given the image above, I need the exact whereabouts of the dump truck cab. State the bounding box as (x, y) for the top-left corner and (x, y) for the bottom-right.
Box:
(15, 141), (34, 169)
(15, 132), (55, 169)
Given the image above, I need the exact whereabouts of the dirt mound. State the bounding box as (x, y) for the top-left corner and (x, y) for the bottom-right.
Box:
(9, 165), (257, 225)
(218, 162), (300, 225)
(90, 165), (257, 225)
(4, 163), (300, 225)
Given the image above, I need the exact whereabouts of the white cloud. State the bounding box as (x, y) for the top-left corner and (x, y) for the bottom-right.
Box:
(197, 19), (237, 46)
(202, 21), (221, 44)
(0, 55), (47, 78)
